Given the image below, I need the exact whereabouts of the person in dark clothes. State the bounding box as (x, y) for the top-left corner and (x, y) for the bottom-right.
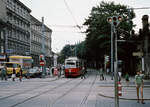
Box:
(81, 67), (86, 79)
(1, 66), (7, 81)
(19, 66), (23, 82)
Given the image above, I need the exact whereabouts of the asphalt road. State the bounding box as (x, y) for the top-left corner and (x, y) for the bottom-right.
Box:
(0, 70), (150, 107)
(0, 70), (100, 107)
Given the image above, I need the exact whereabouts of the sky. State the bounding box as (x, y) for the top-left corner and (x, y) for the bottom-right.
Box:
(19, 0), (150, 53)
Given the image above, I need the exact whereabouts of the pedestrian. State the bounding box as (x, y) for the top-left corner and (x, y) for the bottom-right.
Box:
(99, 67), (104, 81)
(1, 66), (7, 81)
(62, 65), (65, 75)
(12, 67), (16, 81)
(54, 67), (59, 79)
(118, 71), (122, 81)
(58, 66), (61, 78)
(19, 66), (23, 82)
(52, 67), (54, 77)
(81, 67), (86, 79)
(135, 71), (145, 104)
(125, 72), (129, 86)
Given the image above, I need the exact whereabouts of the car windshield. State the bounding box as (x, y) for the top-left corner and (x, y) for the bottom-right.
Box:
(29, 68), (37, 73)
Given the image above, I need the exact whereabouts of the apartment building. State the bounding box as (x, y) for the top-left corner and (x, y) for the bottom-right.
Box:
(30, 16), (52, 67)
(0, 0), (7, 61)
(5, 0), (31, 56)
(0, 0), (52, 67)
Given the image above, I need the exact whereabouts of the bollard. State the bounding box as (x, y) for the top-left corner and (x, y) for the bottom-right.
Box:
(118, 81), (122, 96)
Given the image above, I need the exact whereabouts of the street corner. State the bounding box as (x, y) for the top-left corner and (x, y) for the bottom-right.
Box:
(98, 85), (150, 101)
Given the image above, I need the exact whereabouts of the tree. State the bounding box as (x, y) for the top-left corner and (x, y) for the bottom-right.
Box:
(83, 1), (135, 68)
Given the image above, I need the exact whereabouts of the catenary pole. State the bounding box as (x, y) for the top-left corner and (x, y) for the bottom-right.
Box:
(111, 25), (114, 80)
(114, 27), (119, 107)
(41, 17), (46, 78)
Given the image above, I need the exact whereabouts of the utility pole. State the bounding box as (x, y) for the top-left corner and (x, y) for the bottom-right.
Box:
(142, 15), (149, 75)
(111, 25), (114, 80)
(107, 16), (122, 107)
(114, 27), (119, 107)
(41, 17), (46, 78)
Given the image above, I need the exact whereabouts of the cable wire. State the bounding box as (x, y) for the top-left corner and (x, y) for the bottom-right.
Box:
(63, 0), (82, 31)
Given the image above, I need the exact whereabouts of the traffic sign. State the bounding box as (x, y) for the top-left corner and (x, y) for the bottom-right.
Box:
(6, 49), (14, 53)
(40, 60), (45, 66)
(133, 52), (143, 56)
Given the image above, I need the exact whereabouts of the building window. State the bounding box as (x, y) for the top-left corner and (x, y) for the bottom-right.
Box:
(1, 31), (4, 40)
(1, 45), (4, 53)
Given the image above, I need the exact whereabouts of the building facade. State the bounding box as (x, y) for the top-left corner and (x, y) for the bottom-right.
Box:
(30, 15), (52, 67)
(0, 0), (7, 62)
(0, 0), (52, 67)
(4, 0), (31, 56)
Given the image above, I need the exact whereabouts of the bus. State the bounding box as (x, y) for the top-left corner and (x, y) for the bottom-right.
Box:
(6, 56), (33, 76)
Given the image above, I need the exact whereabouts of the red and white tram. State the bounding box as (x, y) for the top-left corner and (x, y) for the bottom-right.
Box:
(64, 57), (82, 77)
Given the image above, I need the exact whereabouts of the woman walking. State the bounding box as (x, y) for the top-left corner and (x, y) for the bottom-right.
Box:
(125, 72), (129, 86)
(135, 71), (145, 104)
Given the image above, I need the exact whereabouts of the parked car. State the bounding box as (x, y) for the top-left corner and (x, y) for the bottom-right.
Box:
(28, 67), (42, 78)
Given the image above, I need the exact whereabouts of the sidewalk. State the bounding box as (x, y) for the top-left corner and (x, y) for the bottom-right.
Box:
(98, 75), (150, 100)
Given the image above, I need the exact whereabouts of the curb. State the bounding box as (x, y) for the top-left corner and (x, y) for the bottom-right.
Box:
(98, 93), (150, 100)
(99, 85), (150, 87)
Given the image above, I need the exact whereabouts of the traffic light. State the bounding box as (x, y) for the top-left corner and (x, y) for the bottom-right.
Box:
(39, 55), (44, 61)
(107, 16), (122, 27)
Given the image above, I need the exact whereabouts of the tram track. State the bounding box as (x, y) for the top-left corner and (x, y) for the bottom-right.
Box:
(0, 70), (99, 107)
(9, 77), (79, 107)
(51, 74), (90, 106)
(0, 78), (58, 101)
(80, 73), (97, 106)
(51, 72), (97, 106)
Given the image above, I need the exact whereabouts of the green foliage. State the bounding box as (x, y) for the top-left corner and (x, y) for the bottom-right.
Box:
(59, 41), (87, 63)
(83, 1), (135, 61)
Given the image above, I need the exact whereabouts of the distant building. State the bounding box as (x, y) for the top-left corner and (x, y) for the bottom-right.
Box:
(30, 15), (52, 67)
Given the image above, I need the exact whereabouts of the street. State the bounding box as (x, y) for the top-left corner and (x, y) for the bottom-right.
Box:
(0, 69), (150, 107)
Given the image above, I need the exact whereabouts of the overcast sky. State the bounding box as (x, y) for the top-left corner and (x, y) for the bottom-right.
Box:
(20, 0), (150, 53)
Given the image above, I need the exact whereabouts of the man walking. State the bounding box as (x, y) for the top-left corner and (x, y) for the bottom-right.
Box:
(81, 67), (86, 79)
(1, 66), (7, 81)
(135, 71), (145, 104)
(19, 66), (23, 82)
(99, 67), (104, 80)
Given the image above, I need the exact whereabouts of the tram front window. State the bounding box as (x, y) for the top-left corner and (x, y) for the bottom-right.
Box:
(65, 62), (76, 68)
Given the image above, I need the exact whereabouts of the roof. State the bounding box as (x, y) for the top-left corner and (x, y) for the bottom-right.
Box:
(15, 0), (31, 13)
(9, 56), (32, 59)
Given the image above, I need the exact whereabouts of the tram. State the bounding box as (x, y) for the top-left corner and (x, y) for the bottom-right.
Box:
(64, 57), (82, 77)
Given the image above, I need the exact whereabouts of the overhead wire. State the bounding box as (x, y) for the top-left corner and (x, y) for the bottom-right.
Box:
(63, 0), (83, 32)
